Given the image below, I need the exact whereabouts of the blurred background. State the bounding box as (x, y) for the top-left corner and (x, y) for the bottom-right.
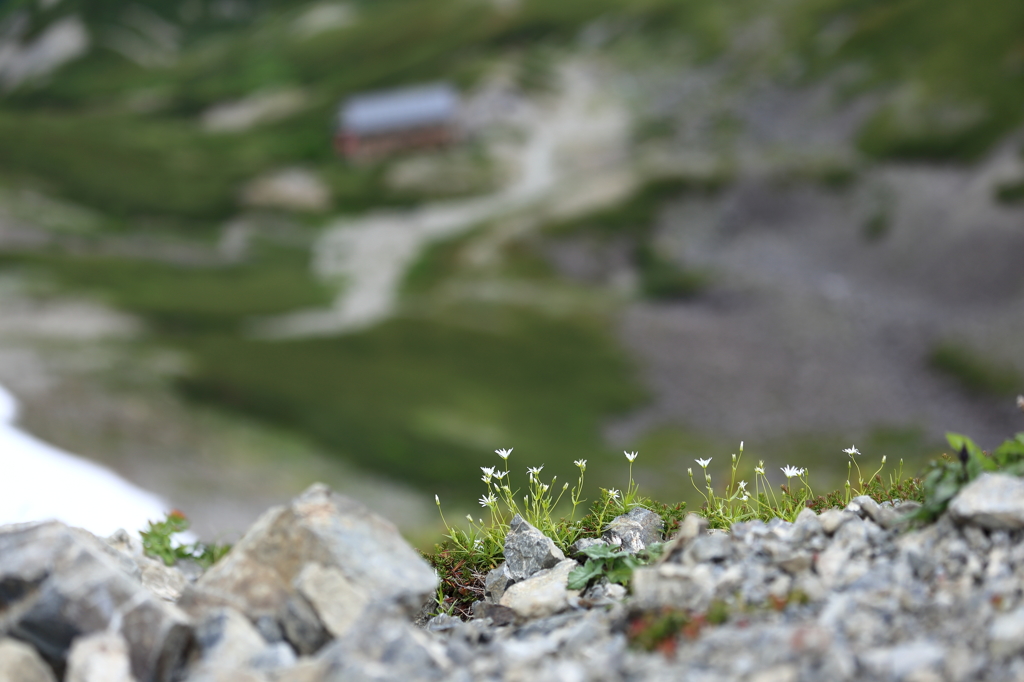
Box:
(0, 0), (1022, 545)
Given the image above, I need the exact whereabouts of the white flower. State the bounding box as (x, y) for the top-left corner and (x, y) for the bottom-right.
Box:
(540, 484), (550, 492)
(780, 465), (805, 478)
(608, 489), (620, 500)
(481, 466), (494, 477)
(695, 457), (712, 468)
(881, 455), (887, 464)
(687, 467), (693, 476)
(755, 460), (765, 475)
(740, 493), (750, 502)
(495, 448), (513, 460)
(574, 459), (587, 469)
(843, 445), (860, 456)
(479, 493), (497, 507)
(737, 480), (748, 491)
(493, 470), (508, 480)
(624, 451), (638, 462)
(435, 494), (440, 505)
(527, 466), (544, 476)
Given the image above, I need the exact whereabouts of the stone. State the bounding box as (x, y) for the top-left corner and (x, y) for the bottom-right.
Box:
(65, 632), (134, 682)
(499, 560), (580, 619)
(0, 521), (192, 682)
(294, 563), (369, 639)
(845, 495), (880, 521)
(315, 614), (450, 682)
(818, 508), (856, 535)
(181, 484), (435, 655)
(483, 563), (513, 604)
(684, 533), (732, 564)
(948, 473), (1024, 530)
(989, 607), (1024, 657)
(191, 608), (268, 672)
(601, 507), (663, 554)
(503, 515), (566, 582)
(0, 638), (57, 682)
(859, 640), (945, 679)
(568, 537), (607, 559)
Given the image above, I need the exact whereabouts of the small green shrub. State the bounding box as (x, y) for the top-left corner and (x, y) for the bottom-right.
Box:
(141, 511), (232, 569)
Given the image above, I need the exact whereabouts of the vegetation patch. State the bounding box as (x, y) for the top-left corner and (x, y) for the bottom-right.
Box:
(928, 341), (1023, 398)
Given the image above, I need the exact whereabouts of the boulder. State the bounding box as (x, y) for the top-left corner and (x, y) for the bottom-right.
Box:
(0, 521), (192, 682)
(503, 515), (566, 582)
(180, 484), (436, 656)
(949, 473), (1024, 530)
(315, 613), (450, 682)
(0, 638), (57, 682)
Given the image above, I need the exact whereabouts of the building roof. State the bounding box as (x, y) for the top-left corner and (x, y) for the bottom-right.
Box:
(339, 83), (459, 135)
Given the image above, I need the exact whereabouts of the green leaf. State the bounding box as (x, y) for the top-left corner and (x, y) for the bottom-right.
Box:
(567, 559), (605, 590)
(579, 543), (619, 559)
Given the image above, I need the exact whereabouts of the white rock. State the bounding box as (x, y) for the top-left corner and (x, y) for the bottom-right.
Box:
(0, 638), (56, 682)
(500, 559), (579, 619)
(949, 473), (1024, 530)
(66, 632), (135, 682)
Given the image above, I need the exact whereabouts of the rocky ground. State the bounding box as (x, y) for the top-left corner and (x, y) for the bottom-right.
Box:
(5, 475), (1024, 682)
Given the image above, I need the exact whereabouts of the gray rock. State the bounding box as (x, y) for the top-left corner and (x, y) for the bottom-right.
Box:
(499, 559), (580, 619)
(181, 484), (435, 655)
(316, 614), (450, 682)
(483, 563), (512, 604)
(65, 632), (134, 682)
(190, 608), (268, 673)
(818, 508), (856, 535)
(0, 521), (192, 682)
(0, 638), (57, 682)
(503, 515), (566, 582)
(568, 537), (607, 559)
(949, 473), (1024, 530)
(602, 507), (663, 554)
(684, 533), (732, 564)
(845, 495), (880, 521)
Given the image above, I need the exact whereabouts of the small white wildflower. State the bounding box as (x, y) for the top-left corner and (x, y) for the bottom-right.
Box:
(563, 482), (569, 490)
(574, 459), (587, 469)
(624, 451), (638, 462)
(541, 484), (550, 492)
(481, 466), (494, 477)
(466, 514), (474, 523)
(479, 493), (497, 507)
(435, 495), (440, 505)
(496, 448), (513, 460)
(755, 459), (765, 475)
(527, 466), (544, 476)
(737, 480), (748, 491)
(493, 470), (508, 480)
(881, 455), (887, 464)
(695, 457), (712, 468)
(609, 489), (620, 500)
(740, 493), (750, 502)
(780, 465), (805, 478)
(843, 445), (860, 456)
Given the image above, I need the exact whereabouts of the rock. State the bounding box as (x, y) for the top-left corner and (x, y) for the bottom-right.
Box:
(0, 638), (57, 682)
(470, 602), (517, 626)
(818, 508), (856, 535)
(65, 632), (134, 682)
(949, 473), (1024, 530)
(181, 484), (435, 655)
(294, 563), (369, 639)
(684, 533), (732, 564)
(239, 168), (329, 212)
(190, 608), (268, 672)
(989, 607), (1024, 657)
(0, 521), (192, 682)
(503, 515), (566, 582)
(568, 537), (606, 559)
(315, 614), (450, 682)
(499, 560), (580, 619)
(601, 507), (663, 554)
(483, 563), (513, 603)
